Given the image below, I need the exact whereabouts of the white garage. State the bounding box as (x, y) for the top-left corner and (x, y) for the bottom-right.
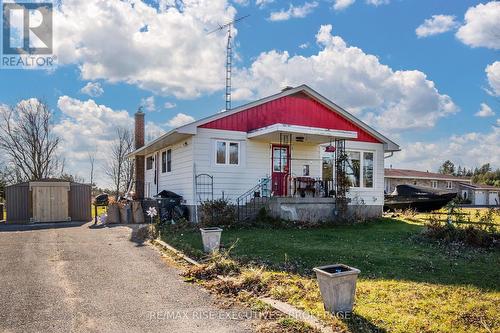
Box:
(459, 183), (500, 206)
(474, 191), (487, 205)
(489, 192), (499, 206)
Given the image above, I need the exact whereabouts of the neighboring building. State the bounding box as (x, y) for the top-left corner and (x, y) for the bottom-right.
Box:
(459, 183), (500, 206)
(384, 168), (471, 193)
(128, 85), (400, 222)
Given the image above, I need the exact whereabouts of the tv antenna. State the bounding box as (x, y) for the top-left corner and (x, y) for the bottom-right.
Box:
(208, 15), (249, 111)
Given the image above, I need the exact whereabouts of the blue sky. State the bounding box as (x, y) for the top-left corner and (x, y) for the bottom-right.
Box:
(0, 0), (499, 186)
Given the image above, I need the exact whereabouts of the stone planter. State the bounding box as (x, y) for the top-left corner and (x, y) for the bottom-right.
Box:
(200, 227), (223, 253)
(313, 264), (360, 314)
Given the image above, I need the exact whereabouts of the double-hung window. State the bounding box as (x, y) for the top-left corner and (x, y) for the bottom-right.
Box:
(167, 149), (172, 172)
(345, 151), (374, 188)
(146, 156), (153, 170)
(162, 149), (172, 173)
(161, 151), (167, 173)
(216, 141), (239, 165)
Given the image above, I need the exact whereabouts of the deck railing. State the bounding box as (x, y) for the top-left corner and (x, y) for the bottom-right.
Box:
(236, 177), (335, 222)
(291, 177), (335, 198)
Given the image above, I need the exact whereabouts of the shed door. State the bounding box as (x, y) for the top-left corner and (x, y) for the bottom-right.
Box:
(474, 191), (486, 205)
(31, 182), (70, 222)
(489, 192), (499, 206)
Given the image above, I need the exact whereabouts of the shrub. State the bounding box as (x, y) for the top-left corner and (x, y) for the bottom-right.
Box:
(199, 198), (237, 227)
(422, 215), (498, 248)
(158, 217), (194, 232)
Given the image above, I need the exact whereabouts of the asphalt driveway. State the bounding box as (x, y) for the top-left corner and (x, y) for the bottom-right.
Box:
(0, 222), (257, 333)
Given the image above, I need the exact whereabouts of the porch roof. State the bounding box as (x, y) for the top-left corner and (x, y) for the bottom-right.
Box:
(247, 123), (358, 144)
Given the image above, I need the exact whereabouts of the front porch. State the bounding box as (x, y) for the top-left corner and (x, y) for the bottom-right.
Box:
(233, 124), (356, 222)
(247, 123), (355, 199)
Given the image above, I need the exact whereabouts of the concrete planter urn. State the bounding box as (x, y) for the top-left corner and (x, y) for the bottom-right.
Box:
(200, 227), (223, 253)
(313, 264), (361, 314)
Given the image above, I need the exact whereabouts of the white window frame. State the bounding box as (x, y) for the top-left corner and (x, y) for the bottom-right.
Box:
(345, 149), (376, 189)
(215, 140), (240, 166)
(146, 155), (154, 170)
(167, 148), (172, 173)
(446, 181), (452, 190)
(161, 150), (167, 174)
(431, 180), (438, 188)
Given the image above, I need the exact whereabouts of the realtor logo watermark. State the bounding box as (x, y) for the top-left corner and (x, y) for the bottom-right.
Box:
(1, 1), (55, 69)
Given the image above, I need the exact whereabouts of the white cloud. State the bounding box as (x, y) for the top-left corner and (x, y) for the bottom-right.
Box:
(54, 96), (164, 187)
(256, 0), (274, 8)
(486, 61), (500, 96)
(333, 0), (355, 11)
(416, 15), (459, 38)
(164, 102), (177, 109)
(475, 103), (495, 117)
(141, 96), (156, 112)
(388, 126), (500, 171)
(54, 96), (133, 185)
(80, 82), (104, 97)
(233, 24), (457, 132)
(269, 1), (318, 21)
(366, 0), (389, 5)
(456, 1), (500, 49)
(299, 42), (310, 49)
(166, 113), (195, 127)
(53, 0), (236, 98)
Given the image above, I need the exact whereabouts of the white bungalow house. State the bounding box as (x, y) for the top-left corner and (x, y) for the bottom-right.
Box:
(128, 85), (400, 222)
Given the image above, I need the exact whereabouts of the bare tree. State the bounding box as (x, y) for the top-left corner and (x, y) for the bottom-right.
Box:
(0, 99), (61, 181)
(88, 149), (97, 189)
(104, 127), (134, 198)
(122, 135), (135, 195)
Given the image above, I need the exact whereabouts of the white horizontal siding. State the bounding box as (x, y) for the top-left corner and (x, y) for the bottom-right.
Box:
(144, 153), (156, 198)
(144, 137), (194, 202)
(192, 129), (269, 204)
(193, 129), (328, 203)
(157, 137), (194, 203)
(290, 144), (321, 178)
(143, 128), (385, 208)
(344, 141), (385, 206)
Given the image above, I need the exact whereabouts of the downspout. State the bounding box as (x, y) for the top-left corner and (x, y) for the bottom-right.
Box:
(156, 152), (159, 195)
(384, 152), (394, 159)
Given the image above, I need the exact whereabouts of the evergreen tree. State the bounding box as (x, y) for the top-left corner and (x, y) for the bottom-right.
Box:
(438, 160), (455, 175)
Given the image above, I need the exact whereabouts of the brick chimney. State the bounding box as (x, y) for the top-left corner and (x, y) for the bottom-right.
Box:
(134, 108), (145, 199)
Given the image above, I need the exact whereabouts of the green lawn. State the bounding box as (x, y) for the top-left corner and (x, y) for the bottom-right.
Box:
(161, 219), (500, 332)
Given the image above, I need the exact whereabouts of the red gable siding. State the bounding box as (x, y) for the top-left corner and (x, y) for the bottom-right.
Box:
(200, 93), (380, 143)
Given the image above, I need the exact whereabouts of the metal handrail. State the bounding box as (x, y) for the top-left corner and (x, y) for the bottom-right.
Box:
(236, 178), (270, 222)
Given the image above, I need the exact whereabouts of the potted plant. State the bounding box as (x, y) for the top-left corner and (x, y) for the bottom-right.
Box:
(200, 227), (223, 253)
(313, 264), (360, 314)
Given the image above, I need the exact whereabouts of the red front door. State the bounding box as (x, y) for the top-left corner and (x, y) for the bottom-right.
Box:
(272, 145), (290, 196)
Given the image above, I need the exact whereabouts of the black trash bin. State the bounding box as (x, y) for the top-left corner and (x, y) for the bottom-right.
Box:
(154, 191), (189, 221)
